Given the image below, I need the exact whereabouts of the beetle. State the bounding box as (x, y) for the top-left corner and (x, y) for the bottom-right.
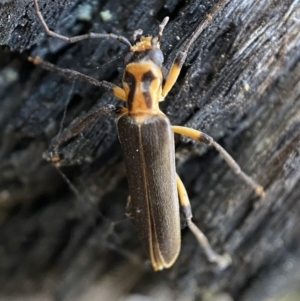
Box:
(29, 0), (265, 271)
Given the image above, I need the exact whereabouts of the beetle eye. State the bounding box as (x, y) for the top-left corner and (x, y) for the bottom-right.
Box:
(124, 52), (133, 65)
(148, 49), (164, 66)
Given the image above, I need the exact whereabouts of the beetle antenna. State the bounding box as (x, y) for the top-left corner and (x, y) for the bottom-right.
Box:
(33, 0), (132, 47)
(158, 17), (169, 42)
(133, 28), (143, 41)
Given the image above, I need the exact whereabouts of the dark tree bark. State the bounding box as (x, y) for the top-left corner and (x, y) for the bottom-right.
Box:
(0, 0), (300, 300)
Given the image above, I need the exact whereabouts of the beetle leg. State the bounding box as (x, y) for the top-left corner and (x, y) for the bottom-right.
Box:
(46, 105), (127, 165)
(172, 126), (265, 197)
(161, 53), (184, 98)
(176, 174), (231, 269)
(125, 195), (134, 219)
(28, 57), (127, 101)
(161, 0), (227, 98)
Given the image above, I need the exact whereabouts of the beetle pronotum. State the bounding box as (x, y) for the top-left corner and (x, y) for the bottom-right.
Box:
(29, 0), (265, 271)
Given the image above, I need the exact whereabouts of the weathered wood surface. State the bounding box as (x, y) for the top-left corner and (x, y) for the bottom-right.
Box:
(0, 0), (300, 300)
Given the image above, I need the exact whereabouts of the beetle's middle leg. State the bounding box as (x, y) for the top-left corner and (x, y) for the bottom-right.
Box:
(173, 126), (265, 197)
(125, 195), (134, 219)
(47, 105), (127, 165)
(176, 174), (231, 269)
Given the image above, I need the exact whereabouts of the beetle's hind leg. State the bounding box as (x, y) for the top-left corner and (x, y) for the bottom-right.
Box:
(176, 174), (231, 269)
(173, 126), (265, 198)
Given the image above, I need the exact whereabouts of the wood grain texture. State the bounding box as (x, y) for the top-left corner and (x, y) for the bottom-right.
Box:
(0, 0), (300, 300)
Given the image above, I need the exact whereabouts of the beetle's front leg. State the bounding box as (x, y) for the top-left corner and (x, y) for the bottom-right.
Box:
(161, 1), (225, 99)
(28, 57), (127, 101)
(176, 174), (231, 269)
(173, 126), (265, 197)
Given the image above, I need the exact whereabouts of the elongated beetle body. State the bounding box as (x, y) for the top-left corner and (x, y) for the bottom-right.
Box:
(118, 114), (180, 269)
(30, 0), (265, 271)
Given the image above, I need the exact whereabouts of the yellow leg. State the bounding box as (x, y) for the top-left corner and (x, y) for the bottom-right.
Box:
(176, 174), (231, 269)
(161, 0), (228, 98)
(162, 59), (184, 98)
(173, 126), (265, 197)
